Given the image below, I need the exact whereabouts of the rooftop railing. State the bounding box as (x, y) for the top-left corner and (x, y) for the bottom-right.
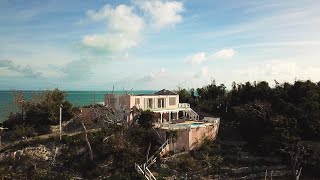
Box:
(178, 103), (190, 108)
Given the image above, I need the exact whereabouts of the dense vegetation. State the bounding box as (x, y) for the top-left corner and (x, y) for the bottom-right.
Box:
(177, 80), (320, 178)
(0, 80), (319, 179)
(2, 89), (74, 137)
(0, 90), (161, 179)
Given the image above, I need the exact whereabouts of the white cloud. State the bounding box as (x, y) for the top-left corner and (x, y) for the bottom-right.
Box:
(0, 68), (23, 77)
(140, 68), (167, 81)
(0, 60), (42, 78)
(86, 4), (144, 34)
(135, 0), (184, 29)
(212, 48), (235, 59)
(82, 1), (185, 52)
(186, 52), (206, 64)
(105, 68), (170, 90)
(187, 48), (235, 64)
(82, 33), (140, 52)
(194, 66), (209, 78)
(83, 4), (145, 52)
(235, 60), (310, 83)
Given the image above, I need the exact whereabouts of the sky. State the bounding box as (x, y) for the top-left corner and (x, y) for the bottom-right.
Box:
(0, 0), (320, 91)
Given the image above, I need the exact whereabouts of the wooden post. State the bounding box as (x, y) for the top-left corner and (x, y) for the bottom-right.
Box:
(60, 105), (62, 140)
(265, 170), (267, 180)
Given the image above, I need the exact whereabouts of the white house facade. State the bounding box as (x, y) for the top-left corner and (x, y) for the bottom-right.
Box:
(104, 89), (199, 123)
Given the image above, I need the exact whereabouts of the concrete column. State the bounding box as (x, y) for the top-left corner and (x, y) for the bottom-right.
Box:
(160, 112), (163, 123)
(176, 111), (179, 120)
(169, 111), (171, 123)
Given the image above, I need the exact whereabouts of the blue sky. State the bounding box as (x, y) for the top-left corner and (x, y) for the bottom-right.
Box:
(0, 0), (320, 90)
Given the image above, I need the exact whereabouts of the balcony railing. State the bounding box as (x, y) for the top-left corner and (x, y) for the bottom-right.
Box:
(178, 103), (190, 108)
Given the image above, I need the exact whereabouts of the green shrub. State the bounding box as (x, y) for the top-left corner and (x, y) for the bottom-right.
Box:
(11, 124), (37, 140)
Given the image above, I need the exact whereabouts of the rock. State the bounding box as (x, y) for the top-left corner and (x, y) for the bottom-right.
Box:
(25, 145), (52, 160)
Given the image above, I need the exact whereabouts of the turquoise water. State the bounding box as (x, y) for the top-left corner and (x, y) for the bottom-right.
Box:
(191, 123), (205, 128)
(0, 90), (156, 122)
(172, 123), (204, 129)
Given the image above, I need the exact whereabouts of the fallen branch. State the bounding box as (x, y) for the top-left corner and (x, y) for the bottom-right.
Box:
(103, 134), (115, 143)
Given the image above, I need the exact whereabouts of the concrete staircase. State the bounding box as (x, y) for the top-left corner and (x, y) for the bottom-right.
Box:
(135, 139), (169, 180)
(186, 108), (199, 120)
(178, 103), (199, 120)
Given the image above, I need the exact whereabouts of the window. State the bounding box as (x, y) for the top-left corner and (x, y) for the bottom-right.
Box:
(135, 98), (140, 105)
(147, 98), (153, 109)
(158, 98), (165, 108)
(169, 97), (176, 106)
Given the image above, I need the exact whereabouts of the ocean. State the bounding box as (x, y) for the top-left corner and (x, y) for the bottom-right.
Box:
(0, 90), (156, 122)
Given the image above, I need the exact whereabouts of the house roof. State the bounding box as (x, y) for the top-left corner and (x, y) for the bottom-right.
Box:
(154, 89), (177, 95)
(133, 89), (177, 96)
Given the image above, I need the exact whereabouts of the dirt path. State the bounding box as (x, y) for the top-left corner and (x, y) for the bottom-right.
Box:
(0, 128), (101, 151)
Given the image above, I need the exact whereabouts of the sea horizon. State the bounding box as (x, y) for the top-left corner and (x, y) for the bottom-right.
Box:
(0, 89), (160, 92)
(0, 90), (158, 122)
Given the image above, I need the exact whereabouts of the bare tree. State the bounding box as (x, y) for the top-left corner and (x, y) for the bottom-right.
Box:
(280, 142), (306, 180)
(93, 106), (113, 128)
(81, 122), (93, 161)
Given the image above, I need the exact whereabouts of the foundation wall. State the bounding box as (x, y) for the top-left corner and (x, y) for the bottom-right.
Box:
(156, 122), (220, 152)
(174, 129), (190, 151)
(188, 125), (217, 150)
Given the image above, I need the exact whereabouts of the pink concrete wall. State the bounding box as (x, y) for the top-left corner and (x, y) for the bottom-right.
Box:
(188, 125), (218, 150)
(104, 94), (131, 111)
(156, 123), (219, 152)
(104, 94), (117, 109)
(118, 95), (131, 111)
(174, 129), (190, 151)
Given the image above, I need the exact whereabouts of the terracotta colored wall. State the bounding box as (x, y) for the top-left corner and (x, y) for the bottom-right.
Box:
(188, 125), (217, 150)
(156, 129), (189, 152)
(174, 129), (190, 151)
(104, 94), (118, 109)
(156, 123), (219, 152)
(118, 95), (131, 111)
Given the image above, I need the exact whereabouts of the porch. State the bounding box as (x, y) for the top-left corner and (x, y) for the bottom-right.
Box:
(150, 103), (199, 123)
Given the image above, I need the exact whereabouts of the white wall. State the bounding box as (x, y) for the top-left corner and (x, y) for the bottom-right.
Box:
(130, 95), (179, 110)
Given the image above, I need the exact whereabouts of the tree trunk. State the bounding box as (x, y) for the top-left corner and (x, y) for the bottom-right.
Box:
(81, 122), (93, 161)
(296, 167), (302, 180)
(146, 142), (151, 162)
